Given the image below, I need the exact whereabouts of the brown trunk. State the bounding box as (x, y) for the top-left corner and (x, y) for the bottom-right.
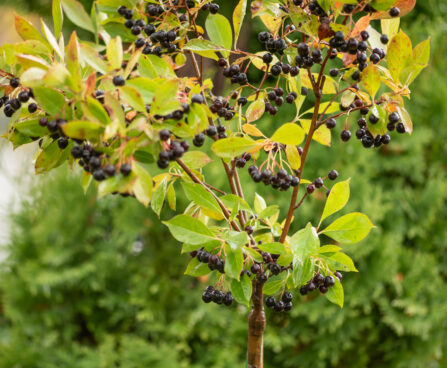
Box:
(247, 278), (266, 368)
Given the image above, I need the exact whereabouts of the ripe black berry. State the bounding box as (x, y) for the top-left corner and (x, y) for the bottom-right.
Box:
(329, 68), (339, 77)
(282, 292), (293, 303)
(324, 276), (335, 287)
(266, 296), (275, 308)
(270, 263), (281, 275)
(380, 34), (389, 44)
(362, 135), (374, 148)
(314, 177), (324, 188)
(120, 163), (132, 176)
(396, 122), (406, 134)
(28, 103), (37, 113)
(326, 118), (336, 129)
(10, 78), (19, 88)
(388, 112), (400, 123)
(209, 3), (219, 14)
(57, 137), (68, 149)
(273, 301), (284, 312)
(369, 114), (379, 124)
(191, 94), (203, 104)
(389, 7), (400, 17)
(159, 129), (170, 141)
(307, 184), (315, 194)
(113, 75), (125, 86)
(341, 130), (351, 142)
(193, 133), (205, 147)
(328, 170), (338, 180)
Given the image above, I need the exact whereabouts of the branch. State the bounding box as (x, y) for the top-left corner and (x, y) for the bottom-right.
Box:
(279, 50), (332, 243)
(177, 158), (241, 232)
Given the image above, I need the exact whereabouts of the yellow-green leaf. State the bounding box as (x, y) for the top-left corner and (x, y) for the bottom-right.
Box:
(245, 100), (265, 123)
(205, 14), (232, 58)
(211, 136), (258, 159)
(107, 36), (123, 70)
(271, 123), (305, 145)
(320, 179), (350, 225)
(233, 0), (247, 48)
(320, 212), (375, 244)
(362, 64), (381, 98)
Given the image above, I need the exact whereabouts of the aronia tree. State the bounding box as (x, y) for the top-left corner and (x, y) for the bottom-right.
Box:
(0, 0), (428, 366)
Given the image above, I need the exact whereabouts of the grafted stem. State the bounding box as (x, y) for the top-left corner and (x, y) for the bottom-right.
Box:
(247, 278), (266, 368)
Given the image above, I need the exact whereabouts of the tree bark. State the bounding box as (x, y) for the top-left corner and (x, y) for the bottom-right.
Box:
(247, 278), (266, 368)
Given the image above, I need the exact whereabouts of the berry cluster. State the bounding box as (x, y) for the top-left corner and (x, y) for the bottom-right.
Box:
(191, 249), (225, 274)
(300, 272), (342, 295)
(202, 286), (234, 306)
(265, 87), (297, 116)
(248, 165), (299, 192)
(209, 96), (236, 120)
(71, 142), (127, 181)
(265, 291), (293, 312)
(157, 129), (190, 169)
(257, 31), (287, 55)
(1, 78), (38, 117)
(221, 62), (248, 85)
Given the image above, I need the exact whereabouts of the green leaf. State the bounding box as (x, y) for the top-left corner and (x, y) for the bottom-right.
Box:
(97, 173), (134, 198)
(35, 140), (68, 174)
(61, 121), (104, 140)
(318, 245), (342, 254)
(211, 136), (258, 159)
(151, 177), (168, 216)
(293, 257), (314, 287)
(270, 123), (305, 145)
(119, 85), (146, 113)
(244, 246), (263, 263)
(52, 0), (64, 38)
(320, 178), (350, 224)
(263, 276), (285, 295)
(41, 19), (63, 60)
(362, 64), (381, 98)
(14, 14), (48, 46)
(150, 79), (181, 116)
(205, 14), (232, 58)
(80, 43), (108, 74)
(387, 30), (413, 83)
(323, 252), (358, 272)
(253, 192), (266, 214)
(33, 86), (65, 116)
(370, 0), (396, 11)
(320, 212), (375, 244)
(185, 257), (210, 277)
(367, 104), (387, 136)
(107, 36), (123, 70)
(163, 214), (217, 245)
(167, 182), (176, 211)
(233, 0), (247, 48)
(245, 100), (265, 123)
(290, 223), (320, 259)
(257, 242), (287, 255)
(181, 151), (213, 169)
(82, 97), (110, 125)
(326, 276), (344, 307)
(61, 0), (94, 32)
(285, 144), (301, 170)
(132, 163), (153, 207)
(182, 182), (222, 216)
(230, 276), (252, 306)
(183, 39), (224, 61)
(126, 77), (157, 101)
(225, 243), (244, 280)
(138, 54), (176, 79)
(14, 119), (48, 137)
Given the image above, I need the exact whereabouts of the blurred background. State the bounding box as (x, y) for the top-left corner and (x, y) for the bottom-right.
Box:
(1, 1), (447, 367)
